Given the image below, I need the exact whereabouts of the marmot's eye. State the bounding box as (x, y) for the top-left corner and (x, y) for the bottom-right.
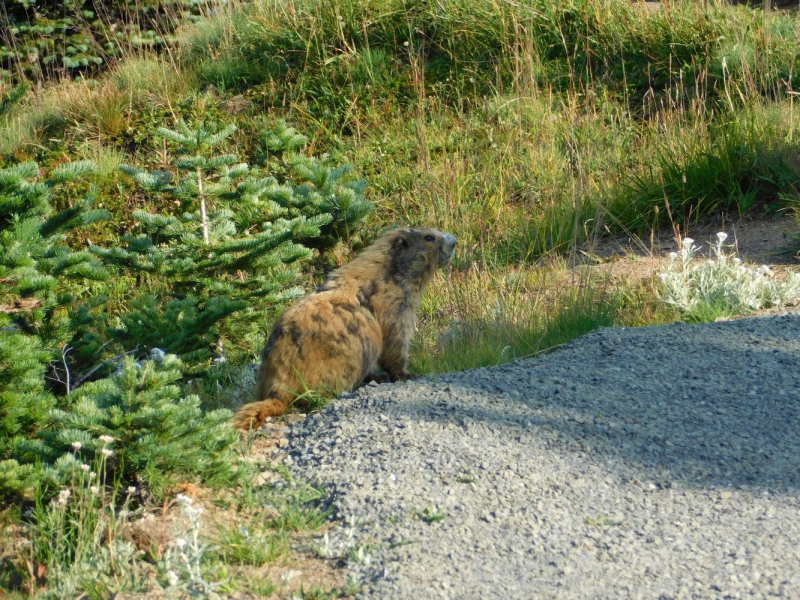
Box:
(424, 235), (435, 242)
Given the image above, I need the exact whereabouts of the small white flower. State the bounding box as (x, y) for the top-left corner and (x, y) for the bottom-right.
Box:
(176, 493), (193, 505)
(89, 472), (96, 479)
(99, 435), (114, 445)
(71, 441), (82, 451)
(403, 41), (409, 47)
(101, 448), (113, 457)
(682, 237), (694, 247)
(174, 538), (188, 548)
(716, 232), (728, 242)
(167, 570), (180, 587)
(734, 257), (742, 264)
(668, 252), (678, 260)
(90, 486), (99, 494)
(58, 489), (71, 500)
(80, 464), (90, 472)
(127, 486), (137, 494)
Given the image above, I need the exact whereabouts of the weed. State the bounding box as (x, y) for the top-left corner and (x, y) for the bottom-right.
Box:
(585, 513), (624, 527)
(269, 492), (331, 532)
(285, 374), (339, 414)
(347, 544), (374, 565)
(241, 575), (278, 597)
(343, 576), (362, 596)
(160, 494), (223, 600)
(213, 522), (289, 567)
(297, 583), (351, 599)
(245, 478), (331, 533)
(312, 532), (338, 559)
(414, 507), (445, 524)
(19, 439), (146, 598)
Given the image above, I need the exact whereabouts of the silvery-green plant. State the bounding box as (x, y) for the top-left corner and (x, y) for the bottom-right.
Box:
(658, 233), (800, 322)
(311, 514), (362, 559)
(161, 494), (222, 600)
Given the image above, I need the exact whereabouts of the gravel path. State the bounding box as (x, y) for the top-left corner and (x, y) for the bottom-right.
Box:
(283, 314), (800, 599)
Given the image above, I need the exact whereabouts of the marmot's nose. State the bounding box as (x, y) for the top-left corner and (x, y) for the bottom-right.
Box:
(444, 234), (457, 250)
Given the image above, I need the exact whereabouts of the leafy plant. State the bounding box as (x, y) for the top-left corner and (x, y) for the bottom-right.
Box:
(213, 522), (288, 567)
(159, 493), (226, 600)
(415, 506), (445, 524)
(1, 0), (223, 82)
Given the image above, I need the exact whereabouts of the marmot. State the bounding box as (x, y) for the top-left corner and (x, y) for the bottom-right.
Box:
(231, 227), (458, 429)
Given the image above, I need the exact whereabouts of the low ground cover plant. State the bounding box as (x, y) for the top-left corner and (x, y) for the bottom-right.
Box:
(659, 233), (800, 322)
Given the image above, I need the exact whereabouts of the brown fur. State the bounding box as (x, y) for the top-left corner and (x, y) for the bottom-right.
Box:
(231, 228), (457, 429)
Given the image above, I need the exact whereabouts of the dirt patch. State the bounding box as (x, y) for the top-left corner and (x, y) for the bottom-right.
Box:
(578, 212), (800, 283)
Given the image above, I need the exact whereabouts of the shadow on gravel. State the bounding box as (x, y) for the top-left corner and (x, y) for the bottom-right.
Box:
(395, 316), (800, 494)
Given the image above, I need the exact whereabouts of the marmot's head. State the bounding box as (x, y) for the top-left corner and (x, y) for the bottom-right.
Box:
(386, 228), (457, 286)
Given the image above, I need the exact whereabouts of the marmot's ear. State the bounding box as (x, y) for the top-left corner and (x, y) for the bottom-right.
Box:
(392, 231), (409, 251)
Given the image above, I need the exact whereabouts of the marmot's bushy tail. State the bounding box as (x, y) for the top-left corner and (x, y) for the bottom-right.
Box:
(231, 397), (291, 430)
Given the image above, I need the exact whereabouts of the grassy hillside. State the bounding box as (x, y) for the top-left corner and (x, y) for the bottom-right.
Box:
(2, 0), (799, 372)
(3, 0), (799, 368)
(5, 0), (800, 254)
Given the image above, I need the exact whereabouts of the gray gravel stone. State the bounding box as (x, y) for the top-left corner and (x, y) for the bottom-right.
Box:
(286, 314), (800, 599)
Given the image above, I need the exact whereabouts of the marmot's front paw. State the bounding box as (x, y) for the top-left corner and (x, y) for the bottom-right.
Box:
(362, 372), (417, 385)
(363, 372), (393, 385)
(393, 372), (418, 382)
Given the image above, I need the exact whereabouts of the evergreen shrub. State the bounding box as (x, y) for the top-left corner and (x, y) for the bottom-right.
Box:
(0, 117), (372, 500)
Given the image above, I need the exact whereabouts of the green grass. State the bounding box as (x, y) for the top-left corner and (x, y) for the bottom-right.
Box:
(4, 0), (800, 261)
(267, 486), (332, 532)
(214, 522), (290, 566)
(410, 261), (670, 374)
(172, 0), (800, 258)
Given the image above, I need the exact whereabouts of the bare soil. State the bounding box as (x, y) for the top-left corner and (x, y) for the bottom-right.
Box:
(577, 212), (800, 284)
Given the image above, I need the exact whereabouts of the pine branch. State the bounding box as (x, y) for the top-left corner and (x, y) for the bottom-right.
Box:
(0, 82), (28, 118)
(47, 160), (99, 184)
